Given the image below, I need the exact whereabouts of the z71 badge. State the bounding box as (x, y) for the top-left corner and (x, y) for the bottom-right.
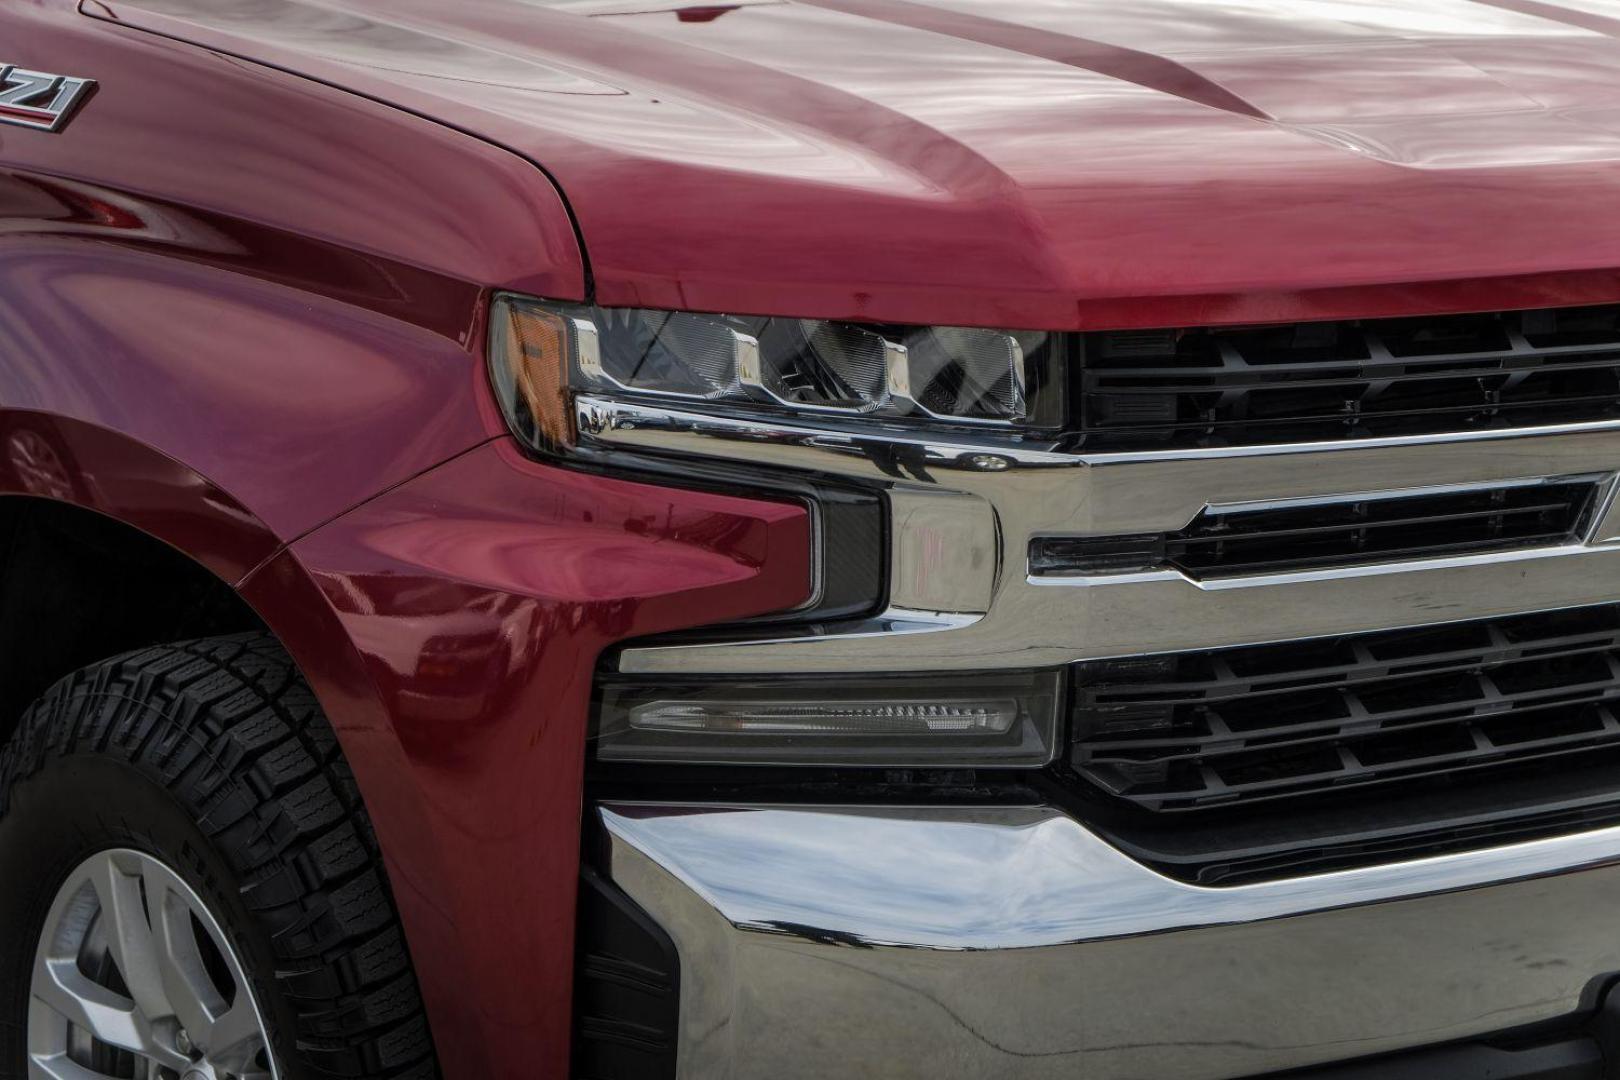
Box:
(0, 65), (94, 132)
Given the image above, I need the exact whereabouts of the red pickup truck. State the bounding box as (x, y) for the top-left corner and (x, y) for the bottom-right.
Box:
(8, 2), (1620, 1078)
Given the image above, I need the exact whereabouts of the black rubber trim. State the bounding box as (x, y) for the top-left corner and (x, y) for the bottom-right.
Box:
(572, 868), (680, 1080)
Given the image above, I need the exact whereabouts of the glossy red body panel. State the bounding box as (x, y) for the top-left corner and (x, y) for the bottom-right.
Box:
(90, 0), (1620, 330)
(242, 441), (810, 1078)
(0, 410), (278, 581)
(2, 0), (583, 538)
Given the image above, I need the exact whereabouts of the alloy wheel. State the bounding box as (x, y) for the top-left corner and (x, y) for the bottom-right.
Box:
(27, 849), (276, 1080)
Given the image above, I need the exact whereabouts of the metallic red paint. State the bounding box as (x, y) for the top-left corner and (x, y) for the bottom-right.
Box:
(242, 440), (811, 1079)
(0, 411), (278, 582)
(88, 0), (1620, 330)
(0, 3), (581, 536)
(12, 0), (1620, 1076)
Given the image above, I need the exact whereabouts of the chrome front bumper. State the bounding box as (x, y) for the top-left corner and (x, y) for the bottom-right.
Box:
(586, 391), (1620, 1076)
(600, 802), (1620, 1080)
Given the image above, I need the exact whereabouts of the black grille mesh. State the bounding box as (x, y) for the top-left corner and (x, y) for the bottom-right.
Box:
(1069, 606), (1620, 812)
(1078, 305), (1620, 449)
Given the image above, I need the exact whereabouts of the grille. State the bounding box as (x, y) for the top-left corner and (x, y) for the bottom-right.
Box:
(1077, 304), (1620, 449)
(1069, 606), (1620, 812)
(1030, 478), (1603, 579)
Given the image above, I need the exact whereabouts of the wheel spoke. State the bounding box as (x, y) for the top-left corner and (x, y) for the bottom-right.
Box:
(84, 856), (169, 1023)
(27, 1051), (111, 1080)
(147, 866), (228, 1044)
(30, 958), (144, 1054)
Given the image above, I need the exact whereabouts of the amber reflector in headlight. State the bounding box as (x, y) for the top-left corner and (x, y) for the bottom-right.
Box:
(488, 298), (575, 453)
(594, 671), (1061, 766)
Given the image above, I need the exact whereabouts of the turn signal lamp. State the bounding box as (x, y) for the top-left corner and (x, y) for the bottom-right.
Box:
(488, 299), (574, 453)
(594, 673), (1061, 766)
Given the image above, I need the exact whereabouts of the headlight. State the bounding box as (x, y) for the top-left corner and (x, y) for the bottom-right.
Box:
(487, 294), (1066, 454)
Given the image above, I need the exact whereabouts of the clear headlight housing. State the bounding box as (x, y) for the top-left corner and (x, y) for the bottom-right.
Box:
(487, 294), (1067, 454)
(488, 294), (1066, 768)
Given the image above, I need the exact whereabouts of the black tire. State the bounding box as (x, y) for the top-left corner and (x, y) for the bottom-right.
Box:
(0, 633), (439, 1079)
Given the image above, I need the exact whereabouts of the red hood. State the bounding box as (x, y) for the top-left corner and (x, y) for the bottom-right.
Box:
(95, 0), (1620, 328)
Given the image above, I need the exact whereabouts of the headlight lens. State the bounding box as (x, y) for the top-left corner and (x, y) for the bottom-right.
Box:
(588, 308), (741, 398)
(488, 294), (1065, 453)
(903, 325), (1027, 420)
(752, 318), (893, 412)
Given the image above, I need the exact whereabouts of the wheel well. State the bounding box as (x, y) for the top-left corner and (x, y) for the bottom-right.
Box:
(0, 497), (266, 744)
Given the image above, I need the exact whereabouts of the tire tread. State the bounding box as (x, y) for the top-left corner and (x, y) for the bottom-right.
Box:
(0, 632), (438, 1079)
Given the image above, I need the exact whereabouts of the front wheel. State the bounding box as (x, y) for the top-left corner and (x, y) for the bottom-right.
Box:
(0, 634), (438, 1080)
(30, 848), (274, 1079)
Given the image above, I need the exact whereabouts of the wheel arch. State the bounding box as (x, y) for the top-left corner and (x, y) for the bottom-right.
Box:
(0, 410), (274, 738)
(0, 408), (494, 1073)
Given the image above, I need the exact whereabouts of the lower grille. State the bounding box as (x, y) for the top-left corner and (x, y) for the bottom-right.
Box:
(1031, 477), (1604, 579)
(1069, 605), (1620, 812)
